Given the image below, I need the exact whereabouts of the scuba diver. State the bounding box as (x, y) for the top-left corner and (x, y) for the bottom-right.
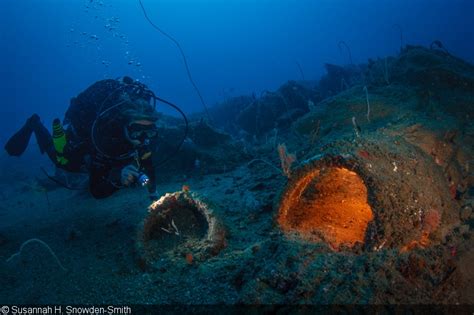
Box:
(4, 76), (162, 200)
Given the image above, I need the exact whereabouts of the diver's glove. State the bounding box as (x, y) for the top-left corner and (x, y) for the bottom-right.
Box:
(120, 164), (140, 186)
(149, 190), (159, 201)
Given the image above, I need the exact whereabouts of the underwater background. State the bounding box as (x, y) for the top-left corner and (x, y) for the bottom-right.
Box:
(1, 0), (474, 307)
(1, 0), (474, 139)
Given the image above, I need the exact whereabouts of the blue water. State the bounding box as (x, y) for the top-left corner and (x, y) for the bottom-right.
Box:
(1, 0), (473, 143)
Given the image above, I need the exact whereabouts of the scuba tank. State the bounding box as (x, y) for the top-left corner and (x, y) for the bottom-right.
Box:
(52, 118), (69, 166)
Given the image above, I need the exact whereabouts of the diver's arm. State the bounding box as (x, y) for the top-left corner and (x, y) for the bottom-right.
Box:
(141, 154), (157, 199)
(89, 160), (121, 199)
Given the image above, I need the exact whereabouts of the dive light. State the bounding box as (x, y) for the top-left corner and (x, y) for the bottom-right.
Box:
(138, 173), (150, 186)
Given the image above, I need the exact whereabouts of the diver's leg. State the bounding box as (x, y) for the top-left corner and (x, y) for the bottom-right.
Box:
(4, 114), (38, 156)
(4, 114), (57, 164)
(29, 116), (56, 163)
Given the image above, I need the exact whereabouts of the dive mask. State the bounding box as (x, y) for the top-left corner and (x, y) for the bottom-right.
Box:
(126, 122), (158, 144)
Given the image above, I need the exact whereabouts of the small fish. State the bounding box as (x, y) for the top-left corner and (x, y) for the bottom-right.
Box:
(171, 219), (180, 236)
(160, 227), (173, 234)
(449, 184), (458, 200)
(185, 253), (193, 264)
(358, 150), (370, 159)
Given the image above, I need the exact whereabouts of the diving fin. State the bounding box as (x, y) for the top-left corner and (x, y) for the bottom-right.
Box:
(4, 114), (38, 156)
(4, 114), (55, 161)
(31, 118), (55, 161)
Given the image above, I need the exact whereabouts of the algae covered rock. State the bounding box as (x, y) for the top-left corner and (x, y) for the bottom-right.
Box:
(154, 118), (250, 177)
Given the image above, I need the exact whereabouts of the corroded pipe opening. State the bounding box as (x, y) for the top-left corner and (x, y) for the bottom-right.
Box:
(278, 165), (373, 250)
(137, 191), (226, 262)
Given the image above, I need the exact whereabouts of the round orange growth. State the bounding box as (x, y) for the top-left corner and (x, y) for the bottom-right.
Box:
(278, 167), (373, 250)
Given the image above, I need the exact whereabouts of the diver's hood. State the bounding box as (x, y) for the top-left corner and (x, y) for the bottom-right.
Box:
(118, 94), (160, 122)
(122, 108), (160, 122)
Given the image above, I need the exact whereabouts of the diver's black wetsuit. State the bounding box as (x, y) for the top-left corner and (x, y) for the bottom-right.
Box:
(5, 78), (157, 199)
(57, 128), (157, 199)
(87, 146), (157, 199)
